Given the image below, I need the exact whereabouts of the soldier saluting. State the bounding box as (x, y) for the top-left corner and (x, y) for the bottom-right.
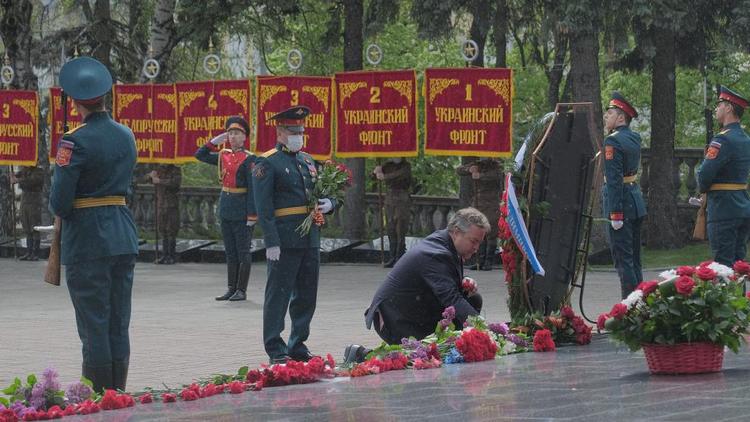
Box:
(195, 116), (256, 301)
(49, 57), (139, 392)
(696, 86), (750, 266)
(602, 91), (647, 299)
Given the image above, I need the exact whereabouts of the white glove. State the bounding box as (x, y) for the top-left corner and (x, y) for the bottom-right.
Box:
(33, 225), (55, 233)
(688, 196), (703, 207)
(246, 220), (256, 227)
(317, 198), (333, 214)
(209, 132), (227, 146)
(266, 246), (280, 261)
(611, 220), (624, 230)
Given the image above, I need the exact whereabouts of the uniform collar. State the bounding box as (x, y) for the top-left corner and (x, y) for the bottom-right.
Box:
(615, 124), (629, 132)
(83, 110), (109, 123)
(723, 122), (741, 131)
(276, 143), (296, 155)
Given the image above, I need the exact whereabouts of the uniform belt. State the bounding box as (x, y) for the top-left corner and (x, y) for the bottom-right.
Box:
(73, 196), (126, 209)
(709, 183), (747, 191)
(274, 206), (310, 217)
(604, 175), (637, 184)
(222, 187), (247, 193)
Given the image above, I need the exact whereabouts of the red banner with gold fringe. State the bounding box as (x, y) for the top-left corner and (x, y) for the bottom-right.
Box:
(334, 70), (417, 158)
(424, 67), (513, 157)
(255, 76), (333, 160)
(113, 84), (177, 163)
(175, 80), (251, 162)
(0, 90), (38, 166)
(48, 87), (84, 163)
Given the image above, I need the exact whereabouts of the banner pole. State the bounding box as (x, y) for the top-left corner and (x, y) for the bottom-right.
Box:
(377, 159), (384, 264)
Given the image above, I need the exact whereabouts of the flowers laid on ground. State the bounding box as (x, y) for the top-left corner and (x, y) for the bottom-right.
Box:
(599, 260), (750, 352)
(513, 306), (593, 352)
(1, 306), (592, 419)
(296, 160), (352, 235)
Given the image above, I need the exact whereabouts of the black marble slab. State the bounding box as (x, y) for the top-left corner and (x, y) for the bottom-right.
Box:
(65, 335), (750, 421)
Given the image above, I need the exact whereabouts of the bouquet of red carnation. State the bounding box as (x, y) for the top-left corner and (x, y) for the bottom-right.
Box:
(455, 328), (498, 362)
(296, 160), (352, 236)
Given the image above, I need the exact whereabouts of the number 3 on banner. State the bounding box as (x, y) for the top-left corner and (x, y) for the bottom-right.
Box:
(465, 84), (472, 101)
(2, 103), (9, 119)
(370, 86), (380, 104)
(290, 90), (299, 106)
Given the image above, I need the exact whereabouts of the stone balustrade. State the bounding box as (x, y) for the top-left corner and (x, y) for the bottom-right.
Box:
(129, 147), (709, 239)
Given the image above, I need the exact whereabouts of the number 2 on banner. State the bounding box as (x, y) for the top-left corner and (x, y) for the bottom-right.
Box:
(290, 90), (299, 106)
(2, 103), (9, 119)
(370, 87), (380, 104)
(465, 84), (472, 101)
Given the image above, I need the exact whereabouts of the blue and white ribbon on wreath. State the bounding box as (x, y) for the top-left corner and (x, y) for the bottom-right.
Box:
(503, 173), (545, 276)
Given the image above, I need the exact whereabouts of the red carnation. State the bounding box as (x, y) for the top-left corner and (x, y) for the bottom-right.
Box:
(675, 275), (696, 295)
(455, 328), (498, 362)
(675, 266), (695, 276)
(179, 389), (198, 401)
(229, 381), (245, 394)
(99, 389), (119, 410)
(699, 260), (713, 268)
(22, 411), (38, 421)
(560, 306), (575, 320)
(597, 313), (608, 330)
(533, 329), (556, 352)
(162, 393), (176, 403)
(62, 405), (77, 416)
(734, 260), (750, 275)
(609, 303), (628, 320)
(695, 266), (717, 281)
(139, 393), (153, 404)
(636, 280), (659, 296)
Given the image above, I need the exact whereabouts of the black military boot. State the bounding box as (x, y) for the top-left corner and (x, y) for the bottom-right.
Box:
(28, 235), (40, 261)
(19, 236), (32, 260)
(112, 358), (129, 391)
(83, 364), (114, 393)
(163, 238), (176, 265)
(157, 238), (169, 264)
(169, 238), (178, 264)
(383, 250), (398, 268)
(228, 263), (250, 301)
(216, 263), (239, 300)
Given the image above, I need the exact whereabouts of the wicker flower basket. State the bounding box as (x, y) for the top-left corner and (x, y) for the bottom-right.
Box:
(642, 342), (724, 375)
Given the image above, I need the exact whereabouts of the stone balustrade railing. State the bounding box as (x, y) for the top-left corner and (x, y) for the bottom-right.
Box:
(129, 147), (708, 239)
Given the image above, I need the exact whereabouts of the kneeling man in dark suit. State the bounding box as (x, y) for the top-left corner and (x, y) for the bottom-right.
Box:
(364, 207), (489, 345)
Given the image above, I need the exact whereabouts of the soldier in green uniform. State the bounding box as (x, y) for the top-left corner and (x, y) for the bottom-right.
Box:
(456, 158), (503, 270)
(252, 105), (338, 364)
(148, 164), (182, 264)
(49, 57), (139, 392)
(11, 165), (45, 261)
(602, 91), (647, 299)
(195, 116), (256, 301)
(373, 158), (412, 268)
(697, 86), (750, 266)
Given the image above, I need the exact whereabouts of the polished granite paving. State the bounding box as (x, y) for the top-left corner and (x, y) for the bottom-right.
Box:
(67, 335), (750, 421)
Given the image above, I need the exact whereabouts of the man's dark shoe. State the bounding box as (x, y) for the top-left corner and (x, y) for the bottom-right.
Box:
(343, 344), (368, 365)
(228, 290), (246, 301)
(269, 355), (289, 365)
(289, 350), (317, 362)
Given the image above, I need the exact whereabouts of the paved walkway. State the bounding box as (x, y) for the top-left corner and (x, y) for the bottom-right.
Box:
(0, 258), (633, 392)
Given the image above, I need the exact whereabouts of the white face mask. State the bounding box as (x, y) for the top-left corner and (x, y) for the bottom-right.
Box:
(286, 134), (304, 152)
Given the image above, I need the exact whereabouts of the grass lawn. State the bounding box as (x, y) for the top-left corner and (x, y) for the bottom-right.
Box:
(591, 241), (716, 270)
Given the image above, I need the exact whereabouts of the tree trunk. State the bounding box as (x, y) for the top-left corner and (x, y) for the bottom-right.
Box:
(0, 0), (36, 237)
(342, 0), (366, 240)
(90, 0), (113, 68)
(145, 0), (179, 83)
(492, 0), (508, 68)
(646, 28), (681, 248)
(546, 31), (567, 110)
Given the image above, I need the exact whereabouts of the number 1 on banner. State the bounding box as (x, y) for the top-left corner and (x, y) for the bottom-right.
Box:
(291, 90), (299, 106)
(370, 86), (380, 104)
(465, 84), (472, 101)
